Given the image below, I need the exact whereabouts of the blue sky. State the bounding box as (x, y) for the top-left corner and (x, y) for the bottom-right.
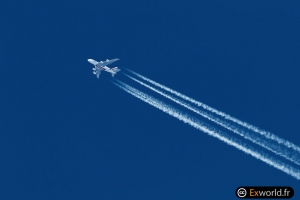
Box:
(1, 0), (300, 199)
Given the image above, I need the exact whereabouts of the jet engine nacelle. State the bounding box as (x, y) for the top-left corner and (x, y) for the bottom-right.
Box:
(93, 71), (96, 74)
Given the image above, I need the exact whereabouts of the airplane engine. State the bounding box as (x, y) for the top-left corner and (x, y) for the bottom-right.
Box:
(93, 72), (96, 74)
(92, 68), (96, 70)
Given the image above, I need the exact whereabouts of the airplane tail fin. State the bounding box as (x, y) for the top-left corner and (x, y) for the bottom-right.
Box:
(111, 67), (121, 77)
(112, 67), (121, 72)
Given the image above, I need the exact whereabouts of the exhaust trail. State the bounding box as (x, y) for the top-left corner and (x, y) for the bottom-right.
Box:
(111, 79), (300, 180)
(124, 68), (300, 154)
(123, 73), (300, 165)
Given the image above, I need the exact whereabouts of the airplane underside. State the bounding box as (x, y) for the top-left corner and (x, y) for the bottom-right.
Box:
(88, 58), (120, 78)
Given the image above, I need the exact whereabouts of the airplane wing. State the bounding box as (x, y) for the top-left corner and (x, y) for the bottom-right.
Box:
(96, 69), (101, 78)
(98, 58), (119, 67)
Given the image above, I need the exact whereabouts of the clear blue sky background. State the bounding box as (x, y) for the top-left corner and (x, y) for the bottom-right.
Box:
(1, 1), (300, 199)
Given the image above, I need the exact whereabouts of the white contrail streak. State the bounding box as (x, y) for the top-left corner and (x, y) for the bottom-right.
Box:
(123, 73), (300, 165)
(111, 80), (300, 180)
(124, 68), (300, 154)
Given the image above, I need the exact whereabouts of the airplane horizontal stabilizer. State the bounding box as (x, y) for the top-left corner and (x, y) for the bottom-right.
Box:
(112, 67), (121, 72)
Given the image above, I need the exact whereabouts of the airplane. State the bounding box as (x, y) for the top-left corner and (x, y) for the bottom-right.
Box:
(87, 58), (121, 78)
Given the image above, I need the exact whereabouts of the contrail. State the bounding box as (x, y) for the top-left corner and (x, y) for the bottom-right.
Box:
(124, 68), (300, 154)
(111, 79), (300, 180)
(123, 73), (300, 165)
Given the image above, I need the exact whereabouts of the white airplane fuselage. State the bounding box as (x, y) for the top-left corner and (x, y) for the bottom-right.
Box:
(87, 58), (120, 78)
